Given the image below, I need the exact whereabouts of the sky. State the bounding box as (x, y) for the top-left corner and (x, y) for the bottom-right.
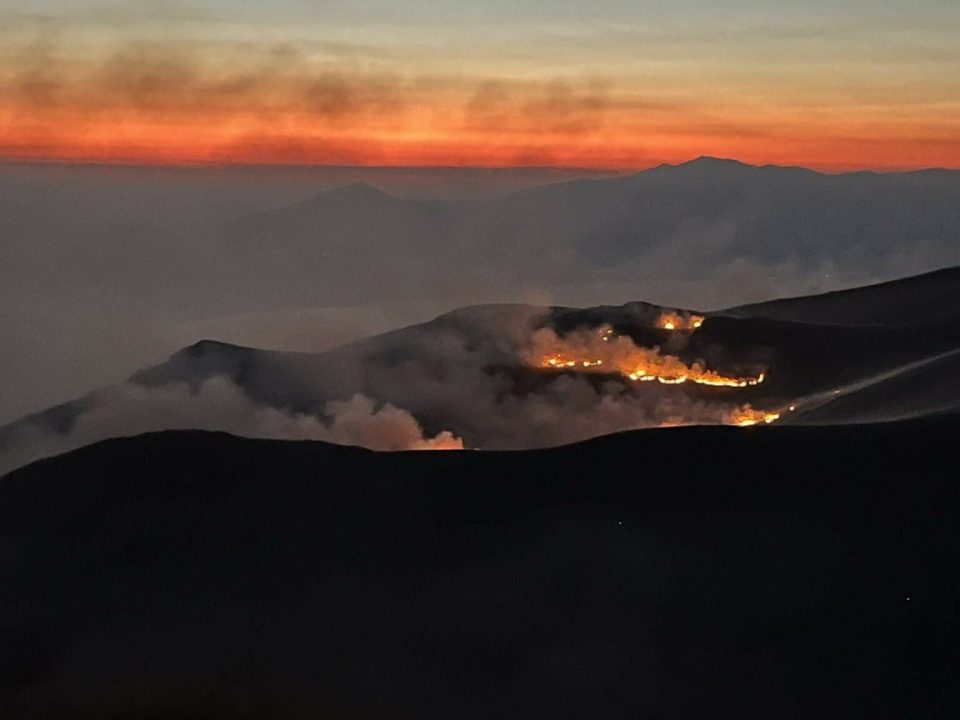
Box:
(1, 0), (959, 170)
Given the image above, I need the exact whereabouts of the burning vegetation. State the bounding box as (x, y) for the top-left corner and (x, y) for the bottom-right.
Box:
(527, 323), (784, 428)
(535, 325), (765, 388)
(728, 405), (782, 427)
(656, 311), (704, 331)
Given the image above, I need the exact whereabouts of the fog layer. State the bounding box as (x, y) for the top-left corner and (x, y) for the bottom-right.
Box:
(2, 158), (958, 423)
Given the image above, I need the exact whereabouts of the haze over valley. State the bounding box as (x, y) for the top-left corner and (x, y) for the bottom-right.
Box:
(3, 158), (959, 425)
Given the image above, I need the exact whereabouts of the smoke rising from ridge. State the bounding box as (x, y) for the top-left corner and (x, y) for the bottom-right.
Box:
(0, 299), (793, 472)
(1, 160), (958, 432)
(0, 377), (462, 473)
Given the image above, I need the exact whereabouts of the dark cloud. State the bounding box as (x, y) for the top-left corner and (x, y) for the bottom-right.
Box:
(462, 78), (611, 135)
(462, 81), (513, 132)
(521, 79), (610, 134)
(0, 38), (410, 122)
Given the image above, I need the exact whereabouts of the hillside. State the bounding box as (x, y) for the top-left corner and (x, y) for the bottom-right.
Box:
(725, 266), (960, 325)
(5, 267), (960, 472)
(1, 422), (957, 718)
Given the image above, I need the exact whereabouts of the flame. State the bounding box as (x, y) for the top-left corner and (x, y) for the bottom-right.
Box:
(656, 312), (704, 331)
(528, 324), (784, 429)
(411, 432), (466, 451)
(535, 324), (765, 389)
(544, 352), (765, 387)
(727, 405), (782, 427)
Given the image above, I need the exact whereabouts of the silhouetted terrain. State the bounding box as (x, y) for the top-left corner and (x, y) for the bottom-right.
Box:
(1, 421), (957, 718)
(726, 265), (960, 325)
(228, 158), (960, 311)
(3, 218), (959, 717)
(5, 266), (960, 471)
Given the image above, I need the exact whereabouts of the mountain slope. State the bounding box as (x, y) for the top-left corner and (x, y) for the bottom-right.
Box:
(785, 348), (960, 424)
(5, 267), (960, 472)
(725, 265), (960, 325)
(4, 157), (960, 428)
(218, 157), (960, 311)
(1, 423), (957, 718)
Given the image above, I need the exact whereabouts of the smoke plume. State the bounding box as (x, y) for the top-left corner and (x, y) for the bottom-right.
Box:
(0, 377), (461, 474)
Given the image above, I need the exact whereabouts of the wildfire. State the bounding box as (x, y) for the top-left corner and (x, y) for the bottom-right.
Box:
(528, 324), (784, 429)
(727, 405), (782, 427)
(546, 358), (604, 369)
(536, 324), (765, 388)
(656, 311), (704, 331)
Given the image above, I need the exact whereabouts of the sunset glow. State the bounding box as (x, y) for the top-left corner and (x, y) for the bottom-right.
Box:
(1, 1), (958, 170)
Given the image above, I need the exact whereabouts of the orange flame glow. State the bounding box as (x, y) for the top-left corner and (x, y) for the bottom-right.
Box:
(535, 325), (764, 388)
(727, 405), (782, 427)
(528, 324), (784, 428)
(656, 312), (704, 331)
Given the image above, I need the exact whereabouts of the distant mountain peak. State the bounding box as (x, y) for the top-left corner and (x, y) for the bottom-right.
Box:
(648, 156), (825, 178)
(680, 156), (753, 169)
(182, 339), (251, 358)
(636, 156), (756, 179)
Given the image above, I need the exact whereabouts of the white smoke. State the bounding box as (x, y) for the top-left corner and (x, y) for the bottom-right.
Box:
(326, 309), (777, 450)
(1, 300), (798, 475)
(0, 376), (462, 474)
(321, 394), (463, 451)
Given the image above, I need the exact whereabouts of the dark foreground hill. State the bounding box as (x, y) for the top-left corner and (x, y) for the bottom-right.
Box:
(1, 422), (957, 718)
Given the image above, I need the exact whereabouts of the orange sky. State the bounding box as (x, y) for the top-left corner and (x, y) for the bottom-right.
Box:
(2, 3), (959, 171)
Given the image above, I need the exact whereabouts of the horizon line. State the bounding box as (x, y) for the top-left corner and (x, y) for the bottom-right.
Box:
(2, 154), (957, 176)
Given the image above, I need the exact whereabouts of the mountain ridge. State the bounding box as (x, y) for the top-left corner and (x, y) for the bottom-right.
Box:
(2, 420), (956, 717)
(4, 266), (960, 473)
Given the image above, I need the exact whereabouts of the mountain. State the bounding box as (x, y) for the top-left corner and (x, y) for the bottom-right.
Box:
(785, 348), (960, 424)
(725, 265), (960, 325)
(1, 422), (957, 718)
(5, 267), (960, 473)
(221, 157), (960, 310)
(4, 158), (960, 428)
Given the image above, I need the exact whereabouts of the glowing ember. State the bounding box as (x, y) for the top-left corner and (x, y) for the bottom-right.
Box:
(527, 323), (785, 429)
(544, 351), (766, 388)
(728, 406), (782, 427)
(535, 323), (766, 389)
(656, 311), (705, 331)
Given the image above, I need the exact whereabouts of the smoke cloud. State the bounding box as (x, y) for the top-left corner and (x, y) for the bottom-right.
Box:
(1, 160), (957, 442)
(0, 377), (462, 474)
(1, 299), (789, 473)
